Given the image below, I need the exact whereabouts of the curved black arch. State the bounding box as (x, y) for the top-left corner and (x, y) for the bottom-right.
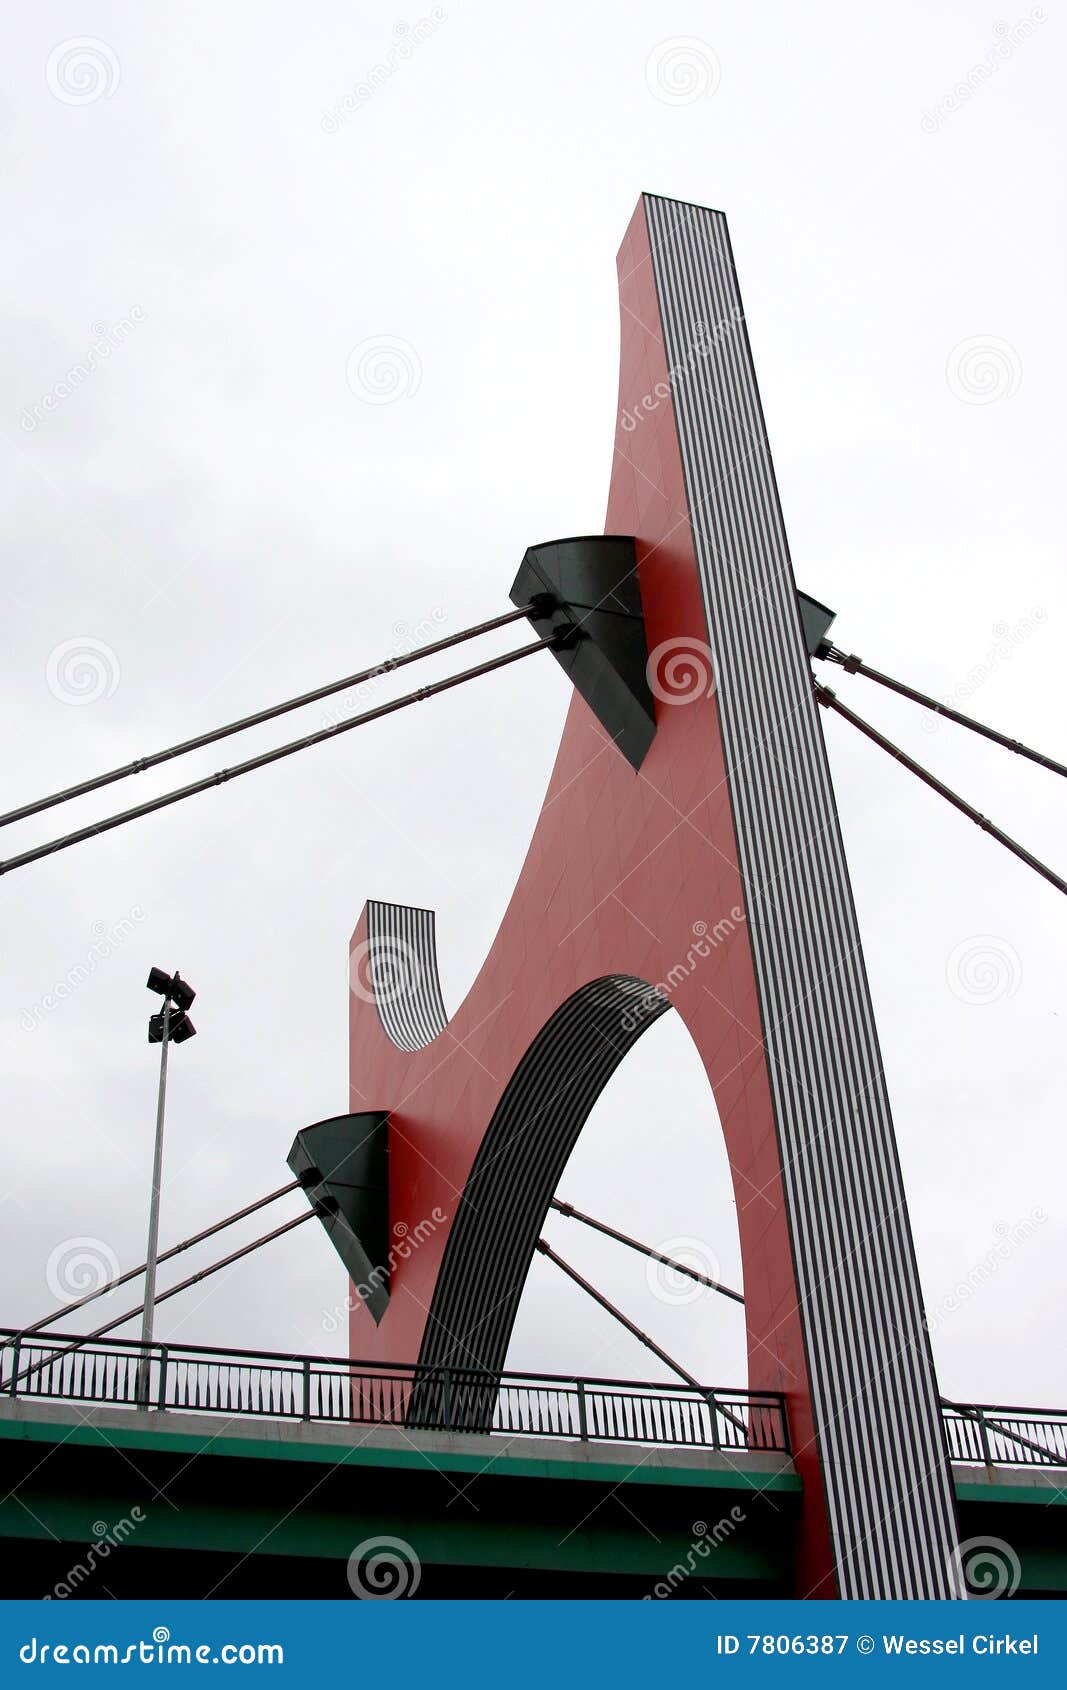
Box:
(417, 974), (671, 1375)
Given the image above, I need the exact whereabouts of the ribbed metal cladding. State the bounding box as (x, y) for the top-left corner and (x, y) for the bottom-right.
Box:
(418, 977), (670, 1375)
(642, 193), (962, 1599)
(366, 900), (448, 1052)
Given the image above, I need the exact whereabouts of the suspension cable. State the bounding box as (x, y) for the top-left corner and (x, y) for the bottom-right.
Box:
(815, 683), (1067, 897)
(549, 1199), (744, 1304)
(9, 1209), (317, 1390)
(821, 647), (1067, 779)
(0, 604), (537, 832)
(536, 1239), (748, 1435)
(9, 1179), (301, 1343)
(0, 633), (560, 880)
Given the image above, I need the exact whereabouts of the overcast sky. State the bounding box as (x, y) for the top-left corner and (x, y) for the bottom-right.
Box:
(1, 0), (1063, 1413)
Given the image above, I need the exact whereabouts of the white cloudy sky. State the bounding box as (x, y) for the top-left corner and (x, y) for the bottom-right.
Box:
(1, 1), (1063, 1413)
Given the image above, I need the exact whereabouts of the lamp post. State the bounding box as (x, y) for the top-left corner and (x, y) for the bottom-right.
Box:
(138, 968), (197, 1404)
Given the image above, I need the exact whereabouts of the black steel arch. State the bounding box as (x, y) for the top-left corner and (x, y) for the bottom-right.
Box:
(416, 974), (672, 1376)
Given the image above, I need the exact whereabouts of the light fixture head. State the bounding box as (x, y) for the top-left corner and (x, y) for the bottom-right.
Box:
(171, 1013), (197, 1044)
(169, 974), (196, 1013)
(146, 966), (172, 997)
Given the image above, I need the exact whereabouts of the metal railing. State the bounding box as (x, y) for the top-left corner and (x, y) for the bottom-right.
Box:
(0, 1329), (788, 1455)
(941, 1399), (1067, 1470)
(3, 1332), (1061, 1471)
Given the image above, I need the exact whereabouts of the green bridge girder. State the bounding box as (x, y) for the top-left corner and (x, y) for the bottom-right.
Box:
(0, 1403), (1063, 1599)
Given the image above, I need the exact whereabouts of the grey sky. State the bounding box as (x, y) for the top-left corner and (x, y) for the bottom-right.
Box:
(1, 1), (1063, 1411)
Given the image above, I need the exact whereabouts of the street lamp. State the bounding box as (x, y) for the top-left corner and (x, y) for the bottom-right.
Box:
(138, 968), (197, 1404)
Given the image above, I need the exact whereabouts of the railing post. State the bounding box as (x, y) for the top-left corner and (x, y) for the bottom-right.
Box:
(7, 1339), (20, 1398)
(156, 1346), (169, 1412)
(576, 1377), (589, 1441)
(441, 1368), (452, 1431)
(976, 1406), (994, 1468)
(706, 1385), (723, 1453)
(301, 1357), (312, 1422)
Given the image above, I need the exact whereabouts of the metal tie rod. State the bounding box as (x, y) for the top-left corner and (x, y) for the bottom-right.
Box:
(0, 603), (537, 831)
(9, 1209), (318, 1391)
(549, 1199), (744, 1304)
(535, 1238), (748, 1436)
(0, 634), (559, 879)
(10, 1179), (301, 1343)
(822, 647), (1067, 780)
(815, 683), (1067, 898)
